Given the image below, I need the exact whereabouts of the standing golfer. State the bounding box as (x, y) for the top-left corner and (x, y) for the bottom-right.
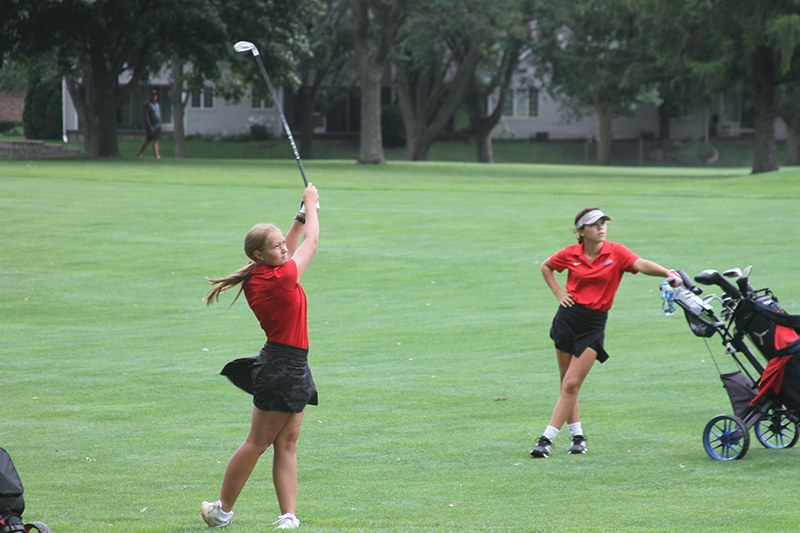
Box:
(531, 207), (681, 458)
(201, 183), (319, 529)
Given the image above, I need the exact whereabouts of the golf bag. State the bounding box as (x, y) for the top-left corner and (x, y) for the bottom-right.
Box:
(733, 293), (800, 412)
(0, 449), (50, 533)
(672, 267), (800, 460)
(0, 449), (24, 533)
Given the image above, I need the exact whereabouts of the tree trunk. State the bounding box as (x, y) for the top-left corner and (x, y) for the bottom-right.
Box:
(395, 42), (481, 162)
(65, 71), (121, 158)
(595, 103), (613, 165)
(752, 46), (779, 174)
(353, 0), (395, 165)
(171, 55), (186, 159)
(406, 133), (431, 160)
(471, 81), (497, 164)
(468, 42), (519, 164)
(357, 66), (386, 164)
(475, 130), (494, 163)
(395, 66), (425, 161)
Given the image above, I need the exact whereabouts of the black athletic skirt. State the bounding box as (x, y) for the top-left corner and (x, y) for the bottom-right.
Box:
(549, 303), (610, 363)
(220, 341), (318, 413)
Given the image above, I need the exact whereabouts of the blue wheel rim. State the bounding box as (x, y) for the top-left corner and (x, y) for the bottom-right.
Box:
(704, 416), (746, 460)
(755, 416), (797, 449)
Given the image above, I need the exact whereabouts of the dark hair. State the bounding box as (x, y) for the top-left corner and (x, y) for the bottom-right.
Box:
(573, 206), (600, 244)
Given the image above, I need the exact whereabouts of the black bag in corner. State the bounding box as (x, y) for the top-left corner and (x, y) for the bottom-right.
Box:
(0, 448), (24, 533)
(720, 371), (758, 419)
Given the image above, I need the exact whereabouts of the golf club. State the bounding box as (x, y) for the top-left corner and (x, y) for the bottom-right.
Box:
(234, 40), (308, 187)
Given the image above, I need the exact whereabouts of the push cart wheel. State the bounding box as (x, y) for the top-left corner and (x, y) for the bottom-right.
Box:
(25, 522), (52, 533)
(703, 414), (750, 460)
(755, 411), (799, 449)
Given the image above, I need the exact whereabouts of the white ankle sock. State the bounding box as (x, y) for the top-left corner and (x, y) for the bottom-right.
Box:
(543, 425), (559, 442)
(568, 422), (583, 437)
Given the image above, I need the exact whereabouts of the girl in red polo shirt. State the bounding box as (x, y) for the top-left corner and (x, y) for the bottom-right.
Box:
(531, 207), (680, 458)
(200, 184), (319, 529)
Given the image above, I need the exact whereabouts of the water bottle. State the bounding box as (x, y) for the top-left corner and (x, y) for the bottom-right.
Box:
(660, 280), (675, 316)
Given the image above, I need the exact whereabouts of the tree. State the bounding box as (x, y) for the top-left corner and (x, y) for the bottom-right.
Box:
(23, 54), (62, 140)
(393, 1), (485, 161)
(641, 0), (800, 174)
(1, 0), (314, 158)
(352, 0), (412, 164)
(2, 0), (213, 157)
(531, 0), (657, 165)
(468, 43), (520, 164)
(294, 0), (354, 160)
(167, 1), (316, 158)
(467, 0), (534, 163)
(0, 58), (27, 94)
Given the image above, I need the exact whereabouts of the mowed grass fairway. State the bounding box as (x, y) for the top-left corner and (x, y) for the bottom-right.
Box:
(3, 158), (800, 533)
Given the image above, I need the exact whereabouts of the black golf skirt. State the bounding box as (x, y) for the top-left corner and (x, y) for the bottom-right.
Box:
(220, 341), (318, 413)
(549, 303), (610, 363)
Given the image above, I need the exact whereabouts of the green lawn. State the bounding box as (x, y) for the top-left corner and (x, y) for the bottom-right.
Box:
(2, 158), (800, 532)
(33, 135), (788, 168)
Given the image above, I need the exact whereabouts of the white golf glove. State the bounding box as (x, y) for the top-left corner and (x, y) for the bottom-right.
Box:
(299, 201), (320, 214)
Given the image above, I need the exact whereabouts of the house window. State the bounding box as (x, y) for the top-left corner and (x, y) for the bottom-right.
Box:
(496, 87), (539, 117)
(191, 87), (214, 109)
(528, 88), (539, 117)
(251, 86), (274, 109)
(503, 94), (514, 117)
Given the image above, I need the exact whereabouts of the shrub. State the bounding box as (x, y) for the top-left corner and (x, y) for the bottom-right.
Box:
(23, 72), (62, 140)
(250, 123), (270, 141)
(0, 121), (21, 134)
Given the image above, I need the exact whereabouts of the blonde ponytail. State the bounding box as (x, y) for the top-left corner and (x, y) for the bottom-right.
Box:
(203, 262), (256, 307)
(203, 223), (280, 307)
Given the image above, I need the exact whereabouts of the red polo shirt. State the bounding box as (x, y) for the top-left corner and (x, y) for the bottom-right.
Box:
(243, 261), (308, 348)
(548, 241), (640, 312)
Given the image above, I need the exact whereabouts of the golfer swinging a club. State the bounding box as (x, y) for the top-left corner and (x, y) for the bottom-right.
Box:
(201, 183), (319, 529)
(531, 207), (681, 458)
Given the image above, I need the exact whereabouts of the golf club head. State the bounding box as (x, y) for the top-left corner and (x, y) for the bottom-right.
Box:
(723, 268), (743, 279)
(233, 41), (259, 56)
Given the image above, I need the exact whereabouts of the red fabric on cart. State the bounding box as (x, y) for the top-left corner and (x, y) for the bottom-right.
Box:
(750, 325), (799, 404)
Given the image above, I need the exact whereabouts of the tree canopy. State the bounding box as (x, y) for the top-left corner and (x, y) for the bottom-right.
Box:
(1, 0), (315, 156)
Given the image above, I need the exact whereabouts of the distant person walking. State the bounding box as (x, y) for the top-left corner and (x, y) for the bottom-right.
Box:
(200, 184), (320, 529)
(531, 207), (682, 458)
(137, 89), (161, 159)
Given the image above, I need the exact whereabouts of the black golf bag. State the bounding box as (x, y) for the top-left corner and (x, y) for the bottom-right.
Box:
(733, 293), (800, 412)
(0, 449), (50, 533)
(0, 449), (24, 533)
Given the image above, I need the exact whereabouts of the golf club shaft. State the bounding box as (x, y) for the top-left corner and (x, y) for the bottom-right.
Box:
(254, 55), (308, 186)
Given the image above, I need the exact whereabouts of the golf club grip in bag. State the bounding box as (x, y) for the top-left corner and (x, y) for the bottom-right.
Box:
(677, 269), (701, 295)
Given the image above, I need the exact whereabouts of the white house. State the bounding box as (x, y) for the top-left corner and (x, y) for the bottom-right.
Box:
(489, 83), (787, 142)
(61, 69), (285, 142)
(62, 69), (787, 144)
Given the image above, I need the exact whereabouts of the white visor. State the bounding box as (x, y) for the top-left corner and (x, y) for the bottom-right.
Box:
(576, 209), (610, 229)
